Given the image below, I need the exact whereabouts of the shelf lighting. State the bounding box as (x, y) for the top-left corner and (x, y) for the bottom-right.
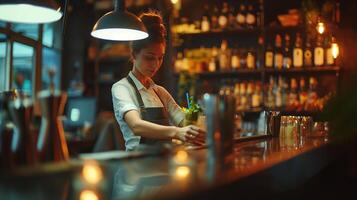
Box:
(171, 0), (179, 4)
(91, 0), (148, 41)
(0, 0), (62, 24)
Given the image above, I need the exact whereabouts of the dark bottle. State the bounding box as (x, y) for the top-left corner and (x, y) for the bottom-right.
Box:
(314, 35), (324, 67)
(274, 34), (283, 69)
(265, 43), (274, 68)
(201, 4), (210, 32)
(293, 33), (303, 68)
(299, 78), (308, 110)
(236, 4), (246, 29)
(228, 5), (237, 29)
(218, 2), (229, 30)
(245, 5), (256, 28)
(283, 34), (292, 69)
(304, 38), (313, 67)
(256, 35), (264, 69)
(211, 5), (220, 31)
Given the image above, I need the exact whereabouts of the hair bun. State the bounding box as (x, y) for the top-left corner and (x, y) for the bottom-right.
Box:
(140, 12), (166, 38)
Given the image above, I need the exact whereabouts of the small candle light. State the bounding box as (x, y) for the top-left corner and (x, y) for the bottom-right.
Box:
(316, 22), (325, 34)
(174, 150), (189, 163)
(82, 160), (103, 184)
(79, 190), (99, 200)
(175, 166), (191, 179)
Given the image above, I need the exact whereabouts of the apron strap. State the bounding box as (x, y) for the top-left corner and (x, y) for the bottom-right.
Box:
(152, 88), (168, 113)
(126, 75), (145, 109)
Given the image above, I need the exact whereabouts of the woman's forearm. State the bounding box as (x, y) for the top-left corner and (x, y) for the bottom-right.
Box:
(130, 119), (179, 140)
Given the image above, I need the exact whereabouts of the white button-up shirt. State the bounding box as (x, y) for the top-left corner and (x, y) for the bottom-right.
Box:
(112, 71), (184, 151)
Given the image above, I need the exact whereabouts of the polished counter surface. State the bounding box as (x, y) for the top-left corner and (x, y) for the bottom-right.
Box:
(0, 135), (335, 200)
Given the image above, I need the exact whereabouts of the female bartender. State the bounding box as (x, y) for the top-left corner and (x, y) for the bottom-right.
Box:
(112, 12), (205, 151)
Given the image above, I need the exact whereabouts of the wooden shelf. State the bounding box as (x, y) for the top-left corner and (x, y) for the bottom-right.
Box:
(176, 28), (262, 38)
(237, 107), (264, 114)
(264, 66), (340, 75)
(174, 66), (340, 78)
(197, 69), (263, 78)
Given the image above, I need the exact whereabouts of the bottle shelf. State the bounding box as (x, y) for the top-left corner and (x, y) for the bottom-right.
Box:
(197, 69), (263, 78)
(264, 66), (340, 75)
(237, 107), (263, 114)
(176, 28), (262, 38)
(174, 66), (340, 78)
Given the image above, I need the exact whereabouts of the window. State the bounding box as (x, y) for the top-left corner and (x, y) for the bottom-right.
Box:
(43, 23), (54, 47)
(0, 33), (7, 91)
(11, 24), (39, 40)
(12, 42), (35, 96)
(42, 47), (61, 90)
(0, 21), (6, 28)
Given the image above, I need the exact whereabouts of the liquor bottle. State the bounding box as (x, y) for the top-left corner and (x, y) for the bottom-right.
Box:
(211, 5), (219, 31)
(246, 5), (256, 28)
(228, 5), (237, 29)
(314, 35), (324, 67)
(280, 76), (288, 109)
(201, 4), (210, 32)
(239, 82), (248, 110)
(234, 82), (241, 109)
(211, 46), (219, 72)
(231, 48), (241, 70)
(276, 76), (287, 109)
(218, 2), (229, 30)
(298, 78), (308, 110)
(275, 79), (282, 109)
(325, 36), (335, 66)
(246, 82), (253, 108)
(252, 82), (261, 108)
(334, 1), (340, 24)
(256, 36), (264, 69)
(304, 38), (313, 67)
(283, 34), (292, 69)
(274, 34), (283, 69)
(305, 77), (318, 111)
(293, 33), (303, 68)
(246, 48), (255, 69)
(287, 78), (299, 110)
(236, 4), (246, 29)
(240, 49), (247, 68)
(266, 77), (275, 109)
(265, 43), (274, 68)
(219, 40), (231, 71)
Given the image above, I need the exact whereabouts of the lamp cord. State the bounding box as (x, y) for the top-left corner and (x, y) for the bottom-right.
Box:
(62, 0), (69, 39)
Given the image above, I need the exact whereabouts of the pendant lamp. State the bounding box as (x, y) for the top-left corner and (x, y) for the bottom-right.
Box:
(0, 0), (62, 24)
(91, 0), (148, 41)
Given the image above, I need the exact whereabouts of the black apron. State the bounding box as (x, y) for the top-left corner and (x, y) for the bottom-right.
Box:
(127, 76), (171, 145)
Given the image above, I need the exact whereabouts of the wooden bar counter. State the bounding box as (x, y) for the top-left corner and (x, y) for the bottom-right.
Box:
(0, 135), (344, 200)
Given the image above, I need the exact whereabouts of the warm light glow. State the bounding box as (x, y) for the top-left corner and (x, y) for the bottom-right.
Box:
(82, 161), (103, 184)
(79, 190), (99, 200)
(0, 4), (62, 24)
(332, 42), (339, 59)
(171, 0), (179, 4)
(316, 22), (325, 34)
(175, 166), (190, 179)
(174, 150), (189, 163)
(91, 28), (148, 41)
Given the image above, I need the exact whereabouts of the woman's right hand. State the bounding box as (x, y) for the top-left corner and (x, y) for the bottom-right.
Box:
(174, 125), (206, 146)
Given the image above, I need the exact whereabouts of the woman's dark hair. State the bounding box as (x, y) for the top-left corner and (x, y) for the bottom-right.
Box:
(131, 11), (166, 55)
